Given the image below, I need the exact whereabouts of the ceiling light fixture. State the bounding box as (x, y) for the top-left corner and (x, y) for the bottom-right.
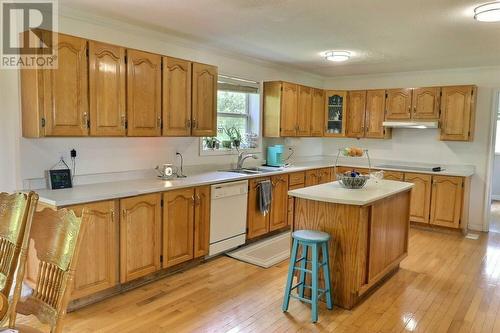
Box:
(474, 1), (500, 22)
(324, 51), (351, 62)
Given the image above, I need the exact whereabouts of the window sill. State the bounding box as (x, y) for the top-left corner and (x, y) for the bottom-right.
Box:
(199, 146), (262, 157)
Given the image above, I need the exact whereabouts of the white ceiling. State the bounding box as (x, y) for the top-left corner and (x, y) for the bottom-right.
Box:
(61, 0), (500, 77)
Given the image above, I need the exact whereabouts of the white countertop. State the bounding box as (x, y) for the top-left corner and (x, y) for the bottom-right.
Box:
(32, 158), (473, 207)
(287, 179), (414, 206)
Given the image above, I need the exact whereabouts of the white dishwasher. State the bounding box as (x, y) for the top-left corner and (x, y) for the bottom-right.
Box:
(209, 180), (248, 256)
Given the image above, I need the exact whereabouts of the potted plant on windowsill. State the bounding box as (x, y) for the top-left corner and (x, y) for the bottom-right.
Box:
(204, 137), (219, 150)
(223, 126), (242, 149)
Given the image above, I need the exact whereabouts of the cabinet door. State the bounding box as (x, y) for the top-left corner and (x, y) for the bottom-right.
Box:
(325, 90), (347, 137)
(310, 88), (325, 136)
(280, 82), (299, 137)
(404, 173), (432, 224)
(247, 177), (270, 239)
(192, 63), (217, 136)
(297, 85), (312, 136)
(305, 169), (319, 186)
(70, 200), (118, 300)
(120, 193), (161, 282)
(383, 171), (404, 181)
(270, 175), (289, 231)
(346, 90), (366, 138)
(385, 89), (412, 120)
(430, 176), (463, 228)
(42, 32), (88, 136)
(412, 87), (440, 120)
(318, 168), (333, 184)
(365, 90), (388, 139)
(440, 86), (475, 141)
(126, 49), (161, 137)
(163, 189), (195, 268)
(194, 186), (210, 258)
(89, 41), (126, 136)
(163, 57), (192, 136)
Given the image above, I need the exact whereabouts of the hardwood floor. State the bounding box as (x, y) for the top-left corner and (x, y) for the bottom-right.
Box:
(16, 228), (500, 332)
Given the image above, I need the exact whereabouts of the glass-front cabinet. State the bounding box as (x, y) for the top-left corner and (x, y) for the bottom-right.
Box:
(325, 90), (347, 137)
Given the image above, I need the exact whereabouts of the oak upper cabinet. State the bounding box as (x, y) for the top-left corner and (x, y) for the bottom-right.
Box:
(263, 81), (298, 137)
(365, 90), (390, 139)
(70, 200), (119, 300)
(385, 89), (412, 120)
(346, 90), (367, 138)
(22, 32), (89, 137)
(325, 91), (347, 137)
(440, 85), (476, 141)
(126, 49), (162, 137)
(310, 89), (325, 136)
(163, 188), (194, 267)
(163, 57), (192, 136)
(89, 41), (126, 136)
(247, 177), (271, 239)
(404, 173), (432, 224)
(120, 193), (161, 283)
(412, 87), (440, 120)
(270, 174), (289, 231)
(191, 63), (217, 137)
(280, 82), (300, 136)
(430, 176), (463, 228)
(193, 186), (210, 258)
(297, 85), (312, 136)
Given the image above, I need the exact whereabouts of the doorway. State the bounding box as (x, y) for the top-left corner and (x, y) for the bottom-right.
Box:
(488, 91), (500, 232)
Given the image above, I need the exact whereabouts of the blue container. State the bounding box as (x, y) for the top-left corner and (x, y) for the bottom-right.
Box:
(267, 145), (284, 167)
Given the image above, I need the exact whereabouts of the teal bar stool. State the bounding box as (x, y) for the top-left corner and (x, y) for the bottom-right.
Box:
(282, 230), (333, 323)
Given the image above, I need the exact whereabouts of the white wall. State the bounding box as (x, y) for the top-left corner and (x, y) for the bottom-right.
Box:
(323, 67), (500, 231)
(0, 10), (323, 191)
(492, 155), (500, 199)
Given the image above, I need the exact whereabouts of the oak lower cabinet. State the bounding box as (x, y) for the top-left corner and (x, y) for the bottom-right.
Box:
(305, 168), (333, 186)
(191, 63), (217, 137)
(383, 171), (404, 181)
(247, 176), (290, 239)
(404, 173), (432, 224)
(430, 176), (464, 228)
(440, 85), (476, 142)
(21, 32), (89, 137)
(163, 186), (210, 268)
(126, 50), (162, 137)
(120, 193), (162, 283)
(287, 172), (306, 227)
(69, 200), (119, 299)
(270, 174), (289, 231)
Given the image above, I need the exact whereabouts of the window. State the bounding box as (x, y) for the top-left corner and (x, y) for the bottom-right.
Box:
(202, 75), (260, 154)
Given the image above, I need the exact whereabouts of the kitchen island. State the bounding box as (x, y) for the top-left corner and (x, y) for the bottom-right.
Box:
(288, 179), (413, 309)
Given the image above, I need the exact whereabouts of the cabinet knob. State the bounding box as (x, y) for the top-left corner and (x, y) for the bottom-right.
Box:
(186, 119), (192, 129)
(157, 117), (161, 128)
(83, 112), (89, 128)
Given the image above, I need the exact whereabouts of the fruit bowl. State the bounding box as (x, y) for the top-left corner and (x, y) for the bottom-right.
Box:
(336, 173), (370, 189)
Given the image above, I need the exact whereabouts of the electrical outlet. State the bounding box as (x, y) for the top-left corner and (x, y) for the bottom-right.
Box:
(70, 149), (77, 158)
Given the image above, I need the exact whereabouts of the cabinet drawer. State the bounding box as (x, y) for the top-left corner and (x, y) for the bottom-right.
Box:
(289, 183), (304, 190)
(383, 171), (404, 181)
(289, 172), (305, 186)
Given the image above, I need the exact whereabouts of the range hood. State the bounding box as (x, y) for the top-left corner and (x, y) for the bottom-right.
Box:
(382, 121), (438, 129)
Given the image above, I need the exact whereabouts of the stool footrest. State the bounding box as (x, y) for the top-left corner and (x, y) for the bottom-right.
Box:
(293, 266), (312, 274)
(290, 294), (312, 304)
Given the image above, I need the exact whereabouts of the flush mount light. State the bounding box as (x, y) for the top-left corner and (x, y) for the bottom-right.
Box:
(324, 51), (351, 62)
(474, 1), (500, 22)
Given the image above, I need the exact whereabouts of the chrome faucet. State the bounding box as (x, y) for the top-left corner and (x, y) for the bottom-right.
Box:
(176, 152), (187, 178)
(237, 152), (258, 169)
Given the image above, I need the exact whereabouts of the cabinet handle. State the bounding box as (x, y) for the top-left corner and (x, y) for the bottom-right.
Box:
(157, 117), (161, 128)
(191, 195), (195, 205)
(196, 194), (201, 205)
(186, 119), (191, 129)
(110, 209), (115, 220)
(413, 106), (416, 113)
(408, 105), (411, 113)
(83, 112), (89, 128)
(122, 210), (126, 219)
(192, 119), (197, 129)
(121, 114), (126, 128)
